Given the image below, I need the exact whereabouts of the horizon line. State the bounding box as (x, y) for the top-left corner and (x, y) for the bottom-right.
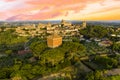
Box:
(0, 20), (120, 22)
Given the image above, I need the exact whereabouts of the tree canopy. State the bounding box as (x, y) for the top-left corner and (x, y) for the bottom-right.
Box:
(80, 25), (109, 38)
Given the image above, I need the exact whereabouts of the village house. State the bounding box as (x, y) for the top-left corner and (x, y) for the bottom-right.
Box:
(98, 40), (113, 47)
(13, 20), (87, 38)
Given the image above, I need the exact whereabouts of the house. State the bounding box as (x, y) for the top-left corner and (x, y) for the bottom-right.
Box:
(98, 40), (113, 47)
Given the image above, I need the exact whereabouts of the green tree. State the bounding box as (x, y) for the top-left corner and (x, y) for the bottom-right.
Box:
(30, 41), (47, 59)
(5, 50), (13, 55)
(64, 42), (86, 60)
(0, 67), (12, 79)
(112, 43), (120, 52)
(80, 25), (109, 38)
(85, 71), (105, 80)
(40, 49), (65, 66)
(94, 56), (118, 69)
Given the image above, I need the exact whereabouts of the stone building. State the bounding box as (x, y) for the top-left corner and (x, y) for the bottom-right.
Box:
(47, 33), (62, 48)
(82, 21), (86, 29)
(46, 22), (52, 30)
(61, 20), (71, 27)
(37, 23), (46, 29)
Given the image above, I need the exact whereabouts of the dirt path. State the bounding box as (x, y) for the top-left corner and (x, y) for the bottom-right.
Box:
(105, 69), (120, 76)
(37, 73), (61, 80)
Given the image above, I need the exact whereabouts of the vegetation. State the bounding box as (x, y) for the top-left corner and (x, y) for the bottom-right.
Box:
(85, 71), (120, 80)
(82, 41), (108, 55)
(80, 25), (109, 39)
(0, 29), (28, 45)
(111, 42), (120, 53)
(0, 29), (28, 54)
(0, 30), (86, 79)
(93, 56), (118, 69)
(85, 70), (105, 80)
(30, 41), (47, 59)
(0, 24), (119, 80)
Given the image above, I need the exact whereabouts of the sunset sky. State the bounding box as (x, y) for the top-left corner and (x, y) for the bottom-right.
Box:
(0, 0), (120, 21)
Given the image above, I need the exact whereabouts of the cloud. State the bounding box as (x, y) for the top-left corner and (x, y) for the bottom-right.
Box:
(0, 0), (120, 20)
(6, 10), (64, 21)
(3, 0), (16, 2)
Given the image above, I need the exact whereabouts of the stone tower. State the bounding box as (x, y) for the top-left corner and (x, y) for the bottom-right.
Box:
(60, 19), (71, 27)
(47, 30), (62, 48)
(46, 22), (51, 30)
(82, 21), (86, 28)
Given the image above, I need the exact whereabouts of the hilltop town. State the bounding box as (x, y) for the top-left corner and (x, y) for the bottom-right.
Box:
(0, 20), (120, 80)
(0, 20), (86, 37)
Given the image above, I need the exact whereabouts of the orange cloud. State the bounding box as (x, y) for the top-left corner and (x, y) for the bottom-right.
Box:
(3, 0), (16, 2)
(6, 10), (64, 20)
(0, 0), (119, 21)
